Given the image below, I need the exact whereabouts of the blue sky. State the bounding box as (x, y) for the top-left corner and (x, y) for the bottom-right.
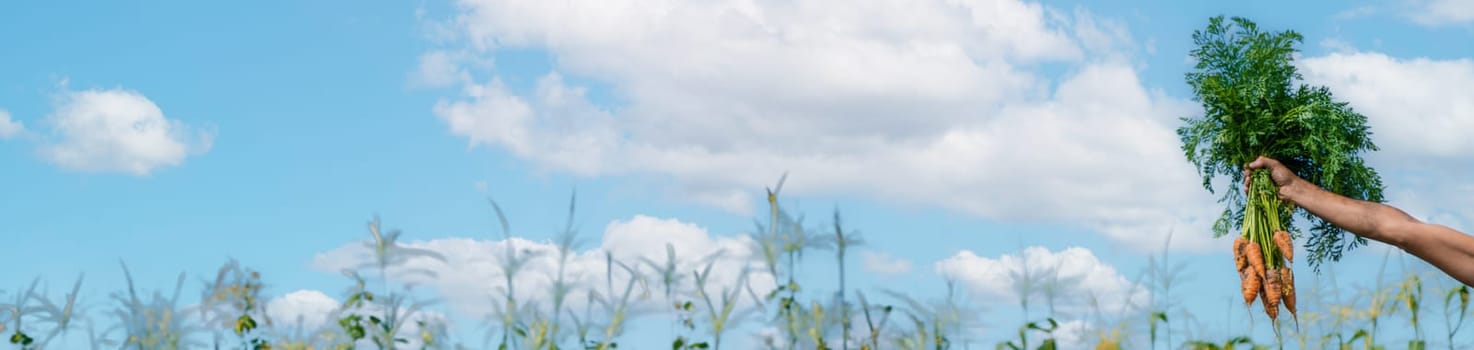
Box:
(2, 0), (1473, 348)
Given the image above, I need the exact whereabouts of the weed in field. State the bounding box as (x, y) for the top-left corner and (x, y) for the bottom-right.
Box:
(110, 262), (207, 349)
(1143, 231), (1191, 350)
(1397, 273), (1427, 349)
(3, 279), (41, 349)
(829, 209), (863, 350)
(692, 254), (750, 350)
(1439, 282), (1469, 350)
(588, 252), (641, 349)
(200, 259), (270, 349)
(855, 290), (893, 350)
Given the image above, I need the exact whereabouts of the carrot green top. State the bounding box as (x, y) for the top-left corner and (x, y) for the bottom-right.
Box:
(1177, 16), (1385, 271)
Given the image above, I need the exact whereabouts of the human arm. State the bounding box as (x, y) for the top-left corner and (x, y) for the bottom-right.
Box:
(1248, 156), (1474, 286)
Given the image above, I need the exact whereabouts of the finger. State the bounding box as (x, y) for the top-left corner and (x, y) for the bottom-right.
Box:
(1244, 171), (1251, 195)
(1247, 156), (1267, 169)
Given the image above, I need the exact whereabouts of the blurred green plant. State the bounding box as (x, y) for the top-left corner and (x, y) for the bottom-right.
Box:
(6, 177), (1471, 350)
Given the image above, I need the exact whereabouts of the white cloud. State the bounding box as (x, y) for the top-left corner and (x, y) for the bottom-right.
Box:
(411, 50), (491, 88)
(1300, 51), (1474, 233)
(424, 0), (1221, 251)
(1053, 319), (1093, 349)
(39, 87), (213, 175)
(1319, 38), (1357, 54)
(266, 289), (341, 331)
(411, 51), (466, 88)
(0, 110), (22, 139)
(860, 250), (913, 276)
(935, 246), (1148, 315)
(435, 73), (620, 177)
(1404, 0), (1474, 26)
(1300, 52), (1474, 159)
(1334, 5), (1381, 21)
(312, 215), (775, 320)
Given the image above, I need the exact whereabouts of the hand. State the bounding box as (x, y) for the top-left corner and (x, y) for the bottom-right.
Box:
(1244, 156), (1303, 202)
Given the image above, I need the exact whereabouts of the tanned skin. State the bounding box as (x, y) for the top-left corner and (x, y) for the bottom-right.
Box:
(1247, 156), (1474, 286)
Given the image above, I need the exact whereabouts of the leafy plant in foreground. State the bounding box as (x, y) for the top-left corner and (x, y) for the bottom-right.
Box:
(3, 279), (40, 350)
(1144, 231), (1191, 349)
(1397, 273), (1427, 349)
(335, 216), (449, 350)
(996, 318), (1057, 350)
(1439, 283), (1469, 350)
(829, 209), (863, 350)
(856, 291), (893, 350)
(200, 260), (271, 350)
(1183, 336), (1261, 350)
(692, 256), (749, 350)
(110, 262), (207, 350)
(483, 199), (542, 350)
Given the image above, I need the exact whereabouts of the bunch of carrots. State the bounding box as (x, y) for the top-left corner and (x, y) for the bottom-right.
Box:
(1183, 15), (1386, 335)
(1234, 169), (1296, 327)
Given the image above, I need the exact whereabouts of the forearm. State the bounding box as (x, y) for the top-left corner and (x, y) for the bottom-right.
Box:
(1284, 180), (1474, 286)
(1281, 181), (1411, 246)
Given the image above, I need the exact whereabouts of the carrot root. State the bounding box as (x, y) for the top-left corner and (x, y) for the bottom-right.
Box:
(1242, 268), (1262, 307)
(1273, 230), (1294, 263)
(1234, 236), (1249, 272)
(1282, 267), (1298, 326)
(1245, 241), (1266, 280)
(1264, 268), (1283, 321)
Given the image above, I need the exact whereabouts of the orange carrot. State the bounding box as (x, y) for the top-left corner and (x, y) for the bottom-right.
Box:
(1236, 237), (1258, 307)
(1264, 268), (1283, 321)
(1242, 267), (1261, 307)
(1273, 230), (1294, 263)
(1281, 267), (1297, 323)
(1234, 237), (1249, 272)
(1245, 241), (1266, 280)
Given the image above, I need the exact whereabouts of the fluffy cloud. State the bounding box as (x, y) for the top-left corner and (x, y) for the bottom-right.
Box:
(1403, 0), (1474, 26)
(860, 250), (913, 276)
(423, 0), (1220, 251)
(0, 110), (22, 139)
(40, 87), (213, 175)
(312, 215), (775, 320)
(266, 289), (342, 331)
(1300, 52), (1474, 159)
(1052, 319), (1094, 349)
(1299, 51), (1474, 232)
(411, 50), (492, 88)
(435, 73), (620, 179)
(935, 246), (1148, 315)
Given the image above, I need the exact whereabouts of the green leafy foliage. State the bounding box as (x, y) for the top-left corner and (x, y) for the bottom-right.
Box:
(1177, 15), (1385, 270)
(7, 331), (33, 347)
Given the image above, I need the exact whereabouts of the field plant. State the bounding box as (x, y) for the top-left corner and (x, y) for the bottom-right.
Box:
(199, 259), (271, 349)
(1144, 231), (1191, 350)
(3, 178), (1470, 350)
(1441, 281), (1470, 350)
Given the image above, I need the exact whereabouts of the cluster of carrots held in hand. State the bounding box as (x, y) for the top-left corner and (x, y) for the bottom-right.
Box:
(1234, 232), (1296, 323)
(1234, 169), (1298, 330)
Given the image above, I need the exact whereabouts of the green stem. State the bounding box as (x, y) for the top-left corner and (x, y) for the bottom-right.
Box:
(1248, 169), (1285, 269)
